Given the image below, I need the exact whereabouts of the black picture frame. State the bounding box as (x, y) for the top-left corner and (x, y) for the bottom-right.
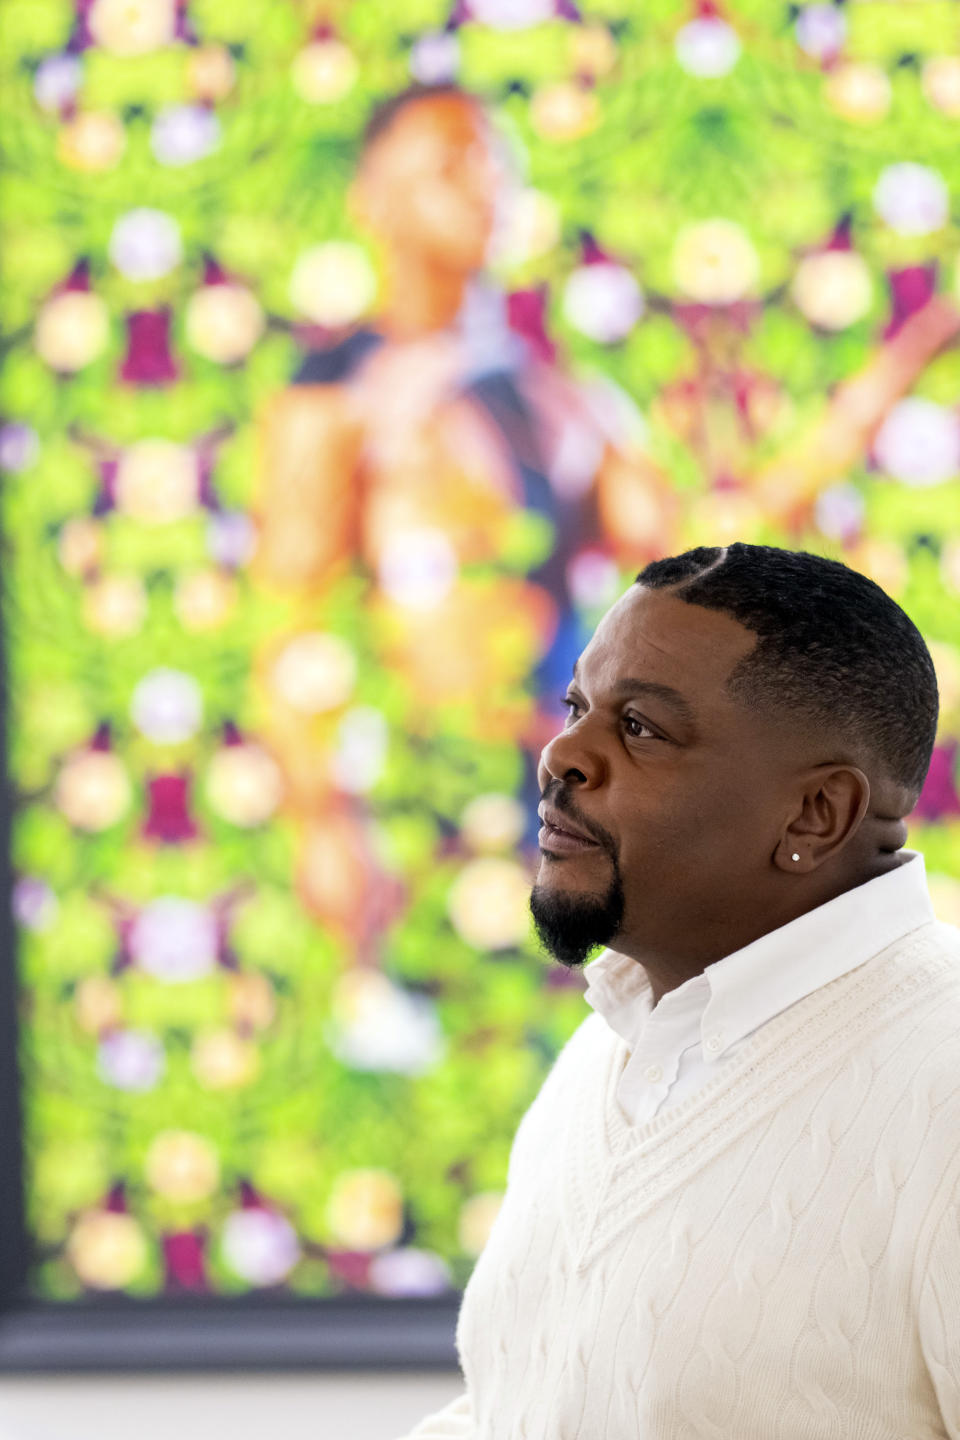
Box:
(0, 1295), (460, 1372)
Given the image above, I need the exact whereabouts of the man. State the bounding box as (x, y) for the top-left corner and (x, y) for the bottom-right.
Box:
(401, 541), (960, 1439)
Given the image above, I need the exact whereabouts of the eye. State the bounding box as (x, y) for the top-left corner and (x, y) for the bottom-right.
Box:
(559, 696), (660, 741)
(624, 713), (658, 740)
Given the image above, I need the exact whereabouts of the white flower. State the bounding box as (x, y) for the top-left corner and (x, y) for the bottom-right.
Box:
(329, 707), (389, 795)
(675, 19), (741, 78)
(109, 209), (182, 281)
(327, 971), (445, 1075)
(410, 31), (460, 84)
(98, 1030), (165, 1091)
(151, 106), (220, 166)
(221, 1209), (300, 1286)
(795, 4), (846, 59)
(368, 1248), (452, 1297)
(562, 263), (645, 344)
(130, 669), (203, 743)
(874, 398), (960, 486)
(0, 423), (39, 472)
(130, 898), (218, 983)
(873, 164), (949, 237)
(813, 484), (865, 542)
(470, 0), (554, 29)
(12, 877), (58, 931)
(33, 54), (82, 112)
(207, 510), (256, 567)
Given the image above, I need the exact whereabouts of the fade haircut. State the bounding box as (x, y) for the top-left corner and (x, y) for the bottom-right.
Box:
(634, 543), (939, 808)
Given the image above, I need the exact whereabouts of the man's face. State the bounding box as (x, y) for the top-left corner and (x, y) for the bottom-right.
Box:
(358, 93), (499, 270)
(530, 583), (784, 970)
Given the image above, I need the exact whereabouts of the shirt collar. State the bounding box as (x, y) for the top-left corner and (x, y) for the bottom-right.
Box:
(582, 849), (937, 1058)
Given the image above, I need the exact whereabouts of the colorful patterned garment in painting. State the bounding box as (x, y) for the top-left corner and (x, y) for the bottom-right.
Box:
(1, 0), (960, 1303)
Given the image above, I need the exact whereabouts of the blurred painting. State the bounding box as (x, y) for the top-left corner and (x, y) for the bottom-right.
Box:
(2, 0), (960, 1307)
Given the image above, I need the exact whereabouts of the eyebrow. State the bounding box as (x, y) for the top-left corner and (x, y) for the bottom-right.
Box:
(571, 659), (699, 729)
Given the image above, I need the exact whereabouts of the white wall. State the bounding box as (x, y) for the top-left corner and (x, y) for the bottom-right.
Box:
(0, 1372), (463, 1440)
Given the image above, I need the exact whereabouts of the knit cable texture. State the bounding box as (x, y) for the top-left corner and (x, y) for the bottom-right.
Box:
(398, 920), (960, 1439)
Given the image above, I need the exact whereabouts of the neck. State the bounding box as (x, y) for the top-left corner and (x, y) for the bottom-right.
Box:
(377, 247), (470, 337)
(620, 856), (914, 1009)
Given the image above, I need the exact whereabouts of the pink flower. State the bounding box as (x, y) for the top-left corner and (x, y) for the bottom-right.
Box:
(68, 1), (97, 52)
(119, 310), (178, 386)
(326, 1250), (372, 1290)
(164, 1232), (208, 1291)
(884, 264), (937, 339)
(142, 774), (199, 844)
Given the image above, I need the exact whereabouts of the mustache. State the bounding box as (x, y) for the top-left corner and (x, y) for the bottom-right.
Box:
(542, 789), (612, 852)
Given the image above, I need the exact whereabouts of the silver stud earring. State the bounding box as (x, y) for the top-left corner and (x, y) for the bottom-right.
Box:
(791, 853), (800, 862)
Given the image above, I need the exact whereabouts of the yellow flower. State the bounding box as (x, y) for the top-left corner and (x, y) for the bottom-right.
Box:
(35, 291), (109, 372)
(58, 112), (126, 172)
(54, 751), (131, 832)
(144, 1131), (220, 1203)
(67, 1211), (147, 1289)
(326, 1169), (404, 1250)
(89, 0), (175, 57)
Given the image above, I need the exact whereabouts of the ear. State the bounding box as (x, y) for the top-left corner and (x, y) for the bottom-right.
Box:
(778, 761), (871, 873)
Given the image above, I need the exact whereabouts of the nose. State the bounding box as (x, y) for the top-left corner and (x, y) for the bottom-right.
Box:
(537, 719), (605, 795)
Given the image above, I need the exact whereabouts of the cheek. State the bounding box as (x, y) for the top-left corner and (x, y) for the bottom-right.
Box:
(613, 796), (705, 874)
(422, 184), (491, 254)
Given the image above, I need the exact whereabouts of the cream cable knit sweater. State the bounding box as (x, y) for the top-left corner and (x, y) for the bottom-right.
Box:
(399, 919), (960, 1439)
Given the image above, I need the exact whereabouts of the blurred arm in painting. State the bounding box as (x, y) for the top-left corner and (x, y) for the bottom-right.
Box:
(754, 291), (960, 530)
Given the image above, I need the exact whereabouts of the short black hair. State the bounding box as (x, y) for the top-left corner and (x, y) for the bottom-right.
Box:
(362, 82), (474, 152)
(634, 543), (939, 808)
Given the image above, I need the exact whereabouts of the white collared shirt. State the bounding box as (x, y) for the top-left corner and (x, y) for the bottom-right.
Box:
(582, 848), (937, 1127)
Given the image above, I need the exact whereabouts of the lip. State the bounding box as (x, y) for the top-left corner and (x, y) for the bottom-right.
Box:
(537, 804), (600, 854)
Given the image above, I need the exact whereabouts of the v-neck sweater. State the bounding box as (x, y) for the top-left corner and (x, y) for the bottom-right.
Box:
(399, 917), (960, 1438)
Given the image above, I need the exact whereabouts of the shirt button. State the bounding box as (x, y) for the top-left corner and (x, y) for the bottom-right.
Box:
(706, 1034), (724, 1054)
(644, 1064), (663, 1082)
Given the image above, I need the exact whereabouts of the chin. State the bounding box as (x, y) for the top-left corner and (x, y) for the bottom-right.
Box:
(529, 867), (625, 971)
(429, 228), (490, 272)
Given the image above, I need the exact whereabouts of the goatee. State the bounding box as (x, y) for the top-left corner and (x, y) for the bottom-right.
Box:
(529, 855), (625, 969)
